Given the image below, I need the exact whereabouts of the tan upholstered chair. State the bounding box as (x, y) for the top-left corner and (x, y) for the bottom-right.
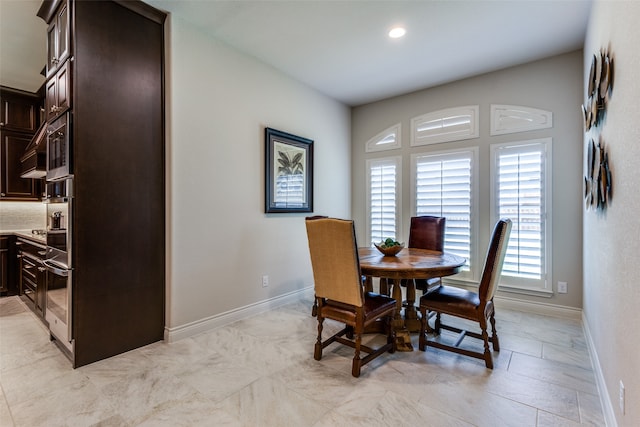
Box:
(418, 218), (512, 369)
(306, 217), (396, 377)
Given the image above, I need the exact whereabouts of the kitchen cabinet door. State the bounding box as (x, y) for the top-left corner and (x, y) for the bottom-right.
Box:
(46, 0), (70, 78)
(0, 237), (8, 293)
(0, 130), (40, 200)
(0, 88), (39, 133)
(45, 60), (71, 122)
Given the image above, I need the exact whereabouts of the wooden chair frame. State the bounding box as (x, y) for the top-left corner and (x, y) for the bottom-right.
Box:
(306, 217), (396, 377)
(418, 218), (512, 369)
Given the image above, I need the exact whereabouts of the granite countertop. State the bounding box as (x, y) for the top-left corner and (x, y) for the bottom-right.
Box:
(0, 229), (47, 245)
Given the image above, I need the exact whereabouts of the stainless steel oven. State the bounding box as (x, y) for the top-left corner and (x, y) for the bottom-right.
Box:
(46, 112), (72, 182)
(44, 177), (73, 354)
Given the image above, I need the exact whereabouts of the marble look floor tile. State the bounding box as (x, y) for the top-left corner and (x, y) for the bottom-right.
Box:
(79, 347), (155, 389)
(87, 414), (130, 427)
(542, 342), (592, 368)
(219, 376), (329, 427)
(468, 369), (581, 422)
(417, 378), (538, 427)
(317, 389), (473, 427)
(0, 387), (14, 427)
(508, 352), (598, 395)
(1, 352), (87, 407)
(137, 337), (209, 376)
(499, 331), (543, 358)
(536, 410), (583, 426)
(98, 368), (200, 425)
(134, 394), (243, 427)
(0, 297), (27, 317)
(10, 376), (114, 427)
(577, 391), (605, 426)
(193, 325), (310, 377)
(177, 351), (263, 403)
(0, 295), (605, 427)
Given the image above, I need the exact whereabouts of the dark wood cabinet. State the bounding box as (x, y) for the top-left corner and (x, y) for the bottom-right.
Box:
(0, 237), (9, 294)
(37, 0), (166, 368)
(1, 130), (40, 200)
(46, 0), (70, 79)
(0, 87), (42, 200)
(1, 88), (40, 133)
(45, 59), (71, 122)
(16, 237), (47, 318)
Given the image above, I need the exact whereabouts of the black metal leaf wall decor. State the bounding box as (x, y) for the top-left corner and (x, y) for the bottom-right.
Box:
(583, 47), (614, 211)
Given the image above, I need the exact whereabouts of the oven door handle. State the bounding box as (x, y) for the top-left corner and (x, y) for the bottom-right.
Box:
(43, 260), (71, 276)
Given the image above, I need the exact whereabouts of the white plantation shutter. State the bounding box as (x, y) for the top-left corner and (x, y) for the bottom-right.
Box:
(492, 139), (551, 291)
(413, 150), (476, 276)
(367, 157), (400, 245)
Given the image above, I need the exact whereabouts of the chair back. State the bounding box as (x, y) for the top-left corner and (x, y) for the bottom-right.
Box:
(478, 218), (512, 302)
(306, 217), (364, 307)
(408, 216), (446, 252)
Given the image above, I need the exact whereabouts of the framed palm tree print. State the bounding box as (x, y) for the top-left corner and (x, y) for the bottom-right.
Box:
(265, 127), (314, 213)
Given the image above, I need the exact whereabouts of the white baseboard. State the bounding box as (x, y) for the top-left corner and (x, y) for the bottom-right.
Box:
(164, 286), (314, 342)
(582, 312), (617, 427)
(493, 295), (583, 320)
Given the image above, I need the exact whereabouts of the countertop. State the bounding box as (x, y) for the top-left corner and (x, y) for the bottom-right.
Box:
(0, 229), (47, 245)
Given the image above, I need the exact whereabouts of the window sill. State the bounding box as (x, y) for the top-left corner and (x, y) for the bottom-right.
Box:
(442, 277), (554, 298)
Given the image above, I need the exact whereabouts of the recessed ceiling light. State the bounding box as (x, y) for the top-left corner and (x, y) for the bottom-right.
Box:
(388, 27), (406, 39)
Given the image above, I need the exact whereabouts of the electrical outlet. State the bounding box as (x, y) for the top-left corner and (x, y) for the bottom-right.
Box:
(558, 281), (568, 294)
(262, 275), (269, 287)
(619, 380), (625, 414)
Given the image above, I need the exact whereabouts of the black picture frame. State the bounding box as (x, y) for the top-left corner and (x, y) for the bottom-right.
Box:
(265, 127), (314, 213)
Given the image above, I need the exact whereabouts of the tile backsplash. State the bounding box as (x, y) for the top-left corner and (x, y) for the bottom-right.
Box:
(0, 202), (46, 230)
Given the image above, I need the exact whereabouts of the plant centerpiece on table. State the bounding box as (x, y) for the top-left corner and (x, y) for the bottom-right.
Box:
(374, 238), (404, 256)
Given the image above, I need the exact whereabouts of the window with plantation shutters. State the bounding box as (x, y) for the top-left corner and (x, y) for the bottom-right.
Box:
(411, 149), (478, 279)
(491, 139), (552, 292)
(367, 157), (401, 246)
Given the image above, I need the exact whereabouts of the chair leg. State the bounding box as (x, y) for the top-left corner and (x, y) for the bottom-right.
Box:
(314, 316), (324, 361)
(387, 315), (396, 353)
(352, 333), (362, 377)
(434, 312), (442, 334)
(490, 312), (500, 351)
(418, 306), (428, 351)
(479, 318), (493, 369)
(311, 295), (318, 317)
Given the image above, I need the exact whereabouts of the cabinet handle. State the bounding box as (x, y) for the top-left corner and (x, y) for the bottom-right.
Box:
(17, 254), (23, 258)
(0, 193), (5, 197)
(38, 267), (47, 272)
(38, 251), (47, 256)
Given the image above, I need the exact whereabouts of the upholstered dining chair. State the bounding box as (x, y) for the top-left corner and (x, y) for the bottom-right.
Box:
(306, 217), (396, 377)
(418, 218), (512, 369)
(406, 215), (446, 293)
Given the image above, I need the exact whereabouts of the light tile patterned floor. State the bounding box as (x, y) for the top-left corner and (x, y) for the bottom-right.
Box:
(0, 295), (605, 426)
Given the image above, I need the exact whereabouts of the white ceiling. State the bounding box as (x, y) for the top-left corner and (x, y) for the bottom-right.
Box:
(1, 0), (592, 106)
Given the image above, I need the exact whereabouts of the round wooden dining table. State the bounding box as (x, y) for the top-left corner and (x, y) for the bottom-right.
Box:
(358, 247), (466, 349)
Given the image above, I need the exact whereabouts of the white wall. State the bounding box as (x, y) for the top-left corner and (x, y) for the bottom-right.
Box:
(583, 2), (640, 426)
(352, 52), (584, 308)
(165, 15), (351, 330)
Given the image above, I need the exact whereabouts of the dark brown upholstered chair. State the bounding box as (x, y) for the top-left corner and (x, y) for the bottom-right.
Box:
(306, 217), (396, 377)
(418, 218), (512, 369)
(407, 215), (446, 292)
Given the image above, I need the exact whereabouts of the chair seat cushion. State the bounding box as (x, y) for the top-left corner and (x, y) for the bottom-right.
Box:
(419, 285), (480, 318)
(323, 292), (396, 325)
